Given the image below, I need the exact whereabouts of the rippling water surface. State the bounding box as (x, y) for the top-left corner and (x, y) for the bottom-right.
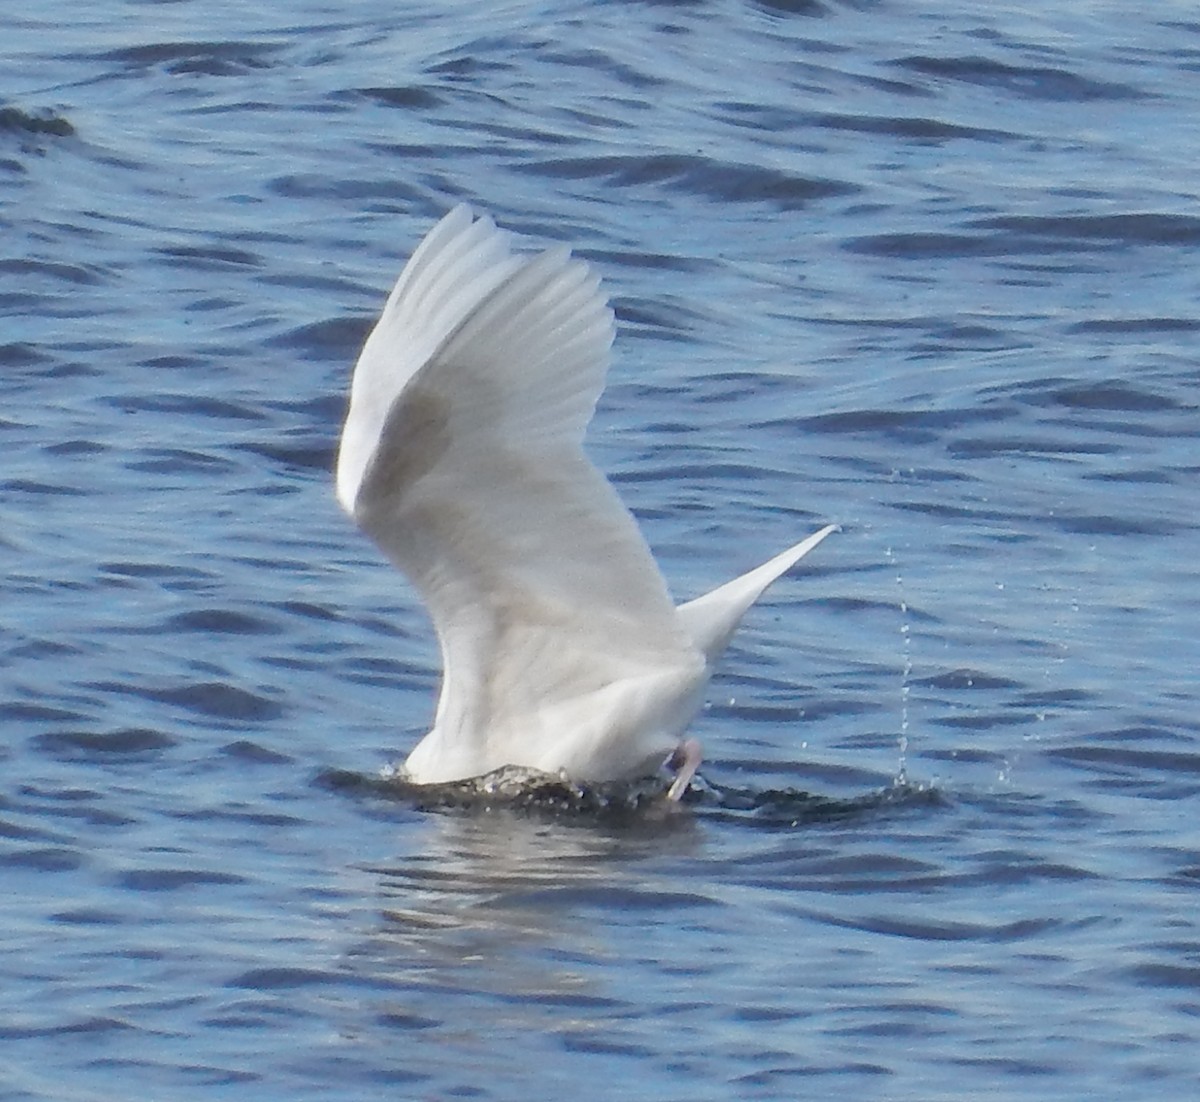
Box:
(4, 2), (1199, 1098)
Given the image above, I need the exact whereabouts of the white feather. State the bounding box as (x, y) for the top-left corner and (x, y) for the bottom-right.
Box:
(336, 206), (833, 788)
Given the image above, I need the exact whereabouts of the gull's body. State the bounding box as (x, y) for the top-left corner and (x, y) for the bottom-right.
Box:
(336, 206), (834, 795)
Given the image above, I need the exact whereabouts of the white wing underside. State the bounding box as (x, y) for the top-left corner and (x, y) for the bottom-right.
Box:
(338, 207), (703, 783)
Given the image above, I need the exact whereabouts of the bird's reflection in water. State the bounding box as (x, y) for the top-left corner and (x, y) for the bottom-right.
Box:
(336, 793), (704, 1080)
(322, 767), (937, 1089)
(374, 787), (701, 951)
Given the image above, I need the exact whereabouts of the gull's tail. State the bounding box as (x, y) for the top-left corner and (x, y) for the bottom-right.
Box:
(675, 524), (837, 667)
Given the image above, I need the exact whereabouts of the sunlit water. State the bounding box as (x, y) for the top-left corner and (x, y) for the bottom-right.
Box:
(3, 2), (1199, 1099)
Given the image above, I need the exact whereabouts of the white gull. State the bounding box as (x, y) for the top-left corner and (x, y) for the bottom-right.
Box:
(336, 206), (835, 799)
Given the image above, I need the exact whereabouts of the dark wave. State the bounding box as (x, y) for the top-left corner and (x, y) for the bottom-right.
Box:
(514, 152), (857, 207)
(892, 54), (1149, 101)
(86, 39), (281, 76)
(0, 106), (74, 137)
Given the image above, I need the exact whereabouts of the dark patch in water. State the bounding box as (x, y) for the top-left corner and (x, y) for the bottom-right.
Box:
(318, 765), (672, 822)
(0, 107), (74, 138)
(357, 85), (445, 111)
(91, 39), (279, 77)
(32, 727), (176, 760)
(318, 765), (942, 827)
(752, 0), (828, 17)
(892, 55), (1148, 102)
(700, 779), (945, 828)
(513, 152), (856, 208)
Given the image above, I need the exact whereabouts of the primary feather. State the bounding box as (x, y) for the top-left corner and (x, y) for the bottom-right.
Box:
(337, 206), (834, 790)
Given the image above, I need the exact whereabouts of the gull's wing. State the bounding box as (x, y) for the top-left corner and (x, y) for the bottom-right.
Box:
(336, 205), (525, 512)
(337, 207), (698, 766)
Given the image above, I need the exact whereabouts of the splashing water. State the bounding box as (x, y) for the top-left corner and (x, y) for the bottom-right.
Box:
(317, 765), (942, 829)
(885, 545), (914, 786)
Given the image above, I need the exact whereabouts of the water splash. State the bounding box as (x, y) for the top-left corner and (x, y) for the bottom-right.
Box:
(318, 765), (944, 828)
(885, 544), (914, 786)
(321, 763), (675, 820)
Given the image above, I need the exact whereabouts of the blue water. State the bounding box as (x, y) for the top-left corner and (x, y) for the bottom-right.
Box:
(4, 2), (1199, 1098)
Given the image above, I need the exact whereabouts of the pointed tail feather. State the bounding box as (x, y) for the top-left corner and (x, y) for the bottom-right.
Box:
(676, 524), (837, 666)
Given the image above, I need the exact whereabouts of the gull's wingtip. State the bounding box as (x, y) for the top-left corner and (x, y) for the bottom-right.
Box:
(754, 523), (837, 573)
(440, 201), (477, 227)
(797, 522), (839, 556)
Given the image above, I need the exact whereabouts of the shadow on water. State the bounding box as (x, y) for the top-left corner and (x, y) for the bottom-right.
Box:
(317, 764), (945, 831)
